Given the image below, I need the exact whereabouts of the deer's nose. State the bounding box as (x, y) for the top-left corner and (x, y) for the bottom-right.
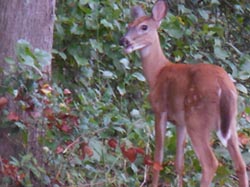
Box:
(119, 37), (130, 47)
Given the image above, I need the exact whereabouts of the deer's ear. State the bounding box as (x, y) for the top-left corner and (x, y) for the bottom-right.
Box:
(131, 6), (146, 19)
(152, 0), (168, 24)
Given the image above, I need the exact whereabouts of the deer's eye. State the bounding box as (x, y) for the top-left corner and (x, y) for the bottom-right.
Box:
(141, 25), (148, 31)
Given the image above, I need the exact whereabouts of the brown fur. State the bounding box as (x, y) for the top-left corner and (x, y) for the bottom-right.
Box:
(150, 63), (235, 126)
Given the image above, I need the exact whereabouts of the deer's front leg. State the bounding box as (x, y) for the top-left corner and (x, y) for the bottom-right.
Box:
(175, 126), (186, 187)
(152, 112), (167, 187)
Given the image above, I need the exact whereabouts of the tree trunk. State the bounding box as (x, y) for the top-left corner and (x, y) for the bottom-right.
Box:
(0, 1), (55, 186)
(0, 0), (55, 75)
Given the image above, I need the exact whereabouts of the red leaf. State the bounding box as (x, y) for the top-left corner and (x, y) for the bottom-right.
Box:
(135, 147), (145, 155)
(238, 132), (250, 146)
(24, 102), (34, 112)
(126, 148), (137, 162)
(120, 144), (126, 153)
(7, 112), (19, 121)
(85, 145), (93, 157)
(144, 155), (154, 166)
(17, 172), (26, 181)
(60, 122), (72, 133)
(153, 162), (163, 171)
(108, 139), (117, 149)
(0, 158), (24, 184)
(0, 97), (8, 108)
(120, 144), (137, 163)
(80, 143), (93, 160)
(47, 123), (53, 129)
(43, 107), (55, 120)
(4, 163), (15, 174)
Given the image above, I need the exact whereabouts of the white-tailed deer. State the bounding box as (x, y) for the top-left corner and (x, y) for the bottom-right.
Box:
(120, 0), (249, 187)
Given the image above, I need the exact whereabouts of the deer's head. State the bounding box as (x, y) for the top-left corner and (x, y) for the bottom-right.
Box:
(120, 0), (168, 54)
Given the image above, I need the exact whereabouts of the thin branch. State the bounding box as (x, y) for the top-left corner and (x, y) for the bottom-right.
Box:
(63, 137), (80, 153)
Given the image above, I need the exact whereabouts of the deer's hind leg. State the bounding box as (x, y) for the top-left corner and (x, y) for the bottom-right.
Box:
(185, 112), (219, 187)
(227, 126), (248, 187)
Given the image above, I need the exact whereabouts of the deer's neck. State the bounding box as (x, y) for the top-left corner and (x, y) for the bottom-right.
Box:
(139, 33), (169, 89)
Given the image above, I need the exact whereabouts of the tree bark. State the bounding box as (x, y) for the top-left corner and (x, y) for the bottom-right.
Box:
(0, 0), (55, 75)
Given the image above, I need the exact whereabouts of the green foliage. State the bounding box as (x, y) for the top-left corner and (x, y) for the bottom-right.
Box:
(55, 0), (250, 186)
(1, 0), (250, 186)
(52, 0), (250, 186)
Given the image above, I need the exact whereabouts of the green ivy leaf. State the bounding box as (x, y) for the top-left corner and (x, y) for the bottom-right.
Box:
(89, 138), (107, 162)
(131, 163), (138, 173)
(22, 55), (34, 67)
(14, 122), (27, 130)
(211, 0), (220, 5)
(73, 54), (88, 66)
(113, 126), (126, 134)
(101, 19), (114, 30)
(119, 58), (130, 69)
(90, 39), (103, 53)
(178, 4), (191, 14)
(166, 28), (184, 39)
(79, 0), (91, 6)
(236, 83), (248, 94)
(198, 9), (209, 20)
(117, 85), (126, 96)
(132, 72), (145, 82)
(102, 70), (116, 79)
(70, 23), (83, 35)
(238, 71), (250, 80)
(34, 48), (51, 67)
(214, 46), (228, 60)
(245, 107), (250, 114)
(21, 153), (33, 165)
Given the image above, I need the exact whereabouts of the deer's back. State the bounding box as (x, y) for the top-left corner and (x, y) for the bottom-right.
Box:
(149, 63), (236, 126)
